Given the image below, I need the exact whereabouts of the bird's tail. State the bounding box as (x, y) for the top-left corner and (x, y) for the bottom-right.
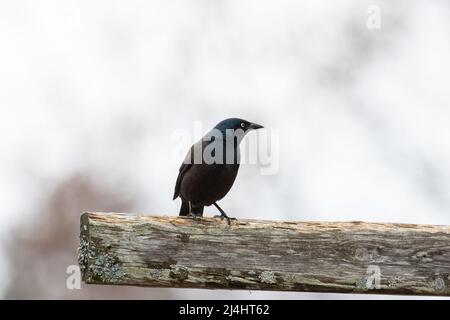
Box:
(179, 201), (190, 216)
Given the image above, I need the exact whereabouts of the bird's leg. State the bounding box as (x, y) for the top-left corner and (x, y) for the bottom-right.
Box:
(187, 202), (202, 220)
(187, 212), (202, 220)
(213, 202), (236, 225)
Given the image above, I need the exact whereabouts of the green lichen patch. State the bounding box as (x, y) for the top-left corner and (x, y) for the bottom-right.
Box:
(355, 277), (369, 290)
(149, 269), (171, 279)
(388, 276), (401, 288)
(259, 271), (277, 284)
(78, 233), (126, 283)
(89, 253), (126, 283)
(169, 264), (189, 281)
(78, 236), (95, 273)
(283, 273), (296, 282)
(432, 277), (446, 292)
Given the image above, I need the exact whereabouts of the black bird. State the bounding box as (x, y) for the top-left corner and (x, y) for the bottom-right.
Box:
(173, 118), (264, 224)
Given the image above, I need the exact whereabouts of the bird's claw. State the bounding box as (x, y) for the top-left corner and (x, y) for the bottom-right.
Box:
(214, 213), (237, 226)
(187, 213), (202, 221)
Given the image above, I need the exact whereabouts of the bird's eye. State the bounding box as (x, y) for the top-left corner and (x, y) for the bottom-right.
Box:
(241, 122), (245, 128)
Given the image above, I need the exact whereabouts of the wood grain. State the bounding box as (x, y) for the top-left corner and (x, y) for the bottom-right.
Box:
(79, 212), (450, 296)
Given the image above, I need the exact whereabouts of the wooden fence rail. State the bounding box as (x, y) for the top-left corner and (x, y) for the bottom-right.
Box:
(78, 212), (450, 296)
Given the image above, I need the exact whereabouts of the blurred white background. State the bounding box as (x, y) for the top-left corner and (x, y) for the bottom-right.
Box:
(0, 0), (449, 299)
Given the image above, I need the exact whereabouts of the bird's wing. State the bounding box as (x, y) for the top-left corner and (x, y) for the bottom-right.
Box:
(173, 161), (191, 200)
(173, 138), (215, 200)
(173, 141), (201, 200)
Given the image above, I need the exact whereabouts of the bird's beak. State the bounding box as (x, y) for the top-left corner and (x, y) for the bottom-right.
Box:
(248, 122), (264, 130)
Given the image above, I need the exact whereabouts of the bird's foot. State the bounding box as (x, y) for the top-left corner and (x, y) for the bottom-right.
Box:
(187, 213), (202, 221)
(214, 213), (237, 226)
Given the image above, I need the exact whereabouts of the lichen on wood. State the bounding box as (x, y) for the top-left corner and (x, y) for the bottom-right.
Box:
(79, 212), (450, 296)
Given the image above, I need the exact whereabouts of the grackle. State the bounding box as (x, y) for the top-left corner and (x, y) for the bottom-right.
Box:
(173, 118), (263, 224)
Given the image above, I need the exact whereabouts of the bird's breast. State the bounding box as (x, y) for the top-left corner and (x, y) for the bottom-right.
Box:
(179, 163), (239, 205)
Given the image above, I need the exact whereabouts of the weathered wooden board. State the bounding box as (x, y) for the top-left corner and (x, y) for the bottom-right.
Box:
(79, 212), (450, 296)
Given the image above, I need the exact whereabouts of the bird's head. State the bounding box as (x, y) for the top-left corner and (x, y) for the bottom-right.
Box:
(214, 118), (264, 134)
(204, 118), (264, 151)
(203, 118), (263, 162)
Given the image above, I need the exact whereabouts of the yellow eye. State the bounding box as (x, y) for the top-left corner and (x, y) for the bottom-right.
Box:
(241, 122), (245, 128)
